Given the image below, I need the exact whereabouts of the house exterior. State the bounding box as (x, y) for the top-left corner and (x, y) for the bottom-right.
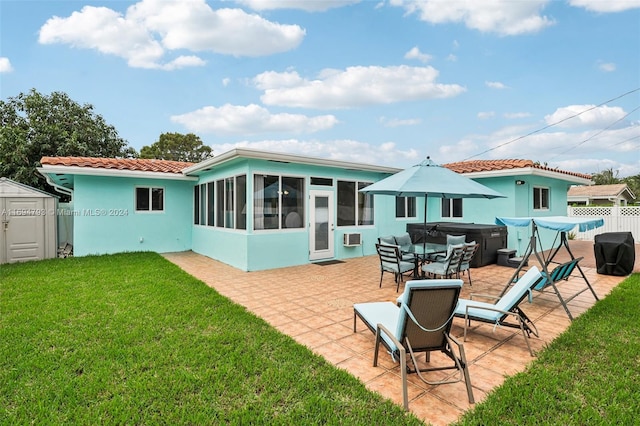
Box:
(37, 150), (591, 270)
(567, 183), (636, 206)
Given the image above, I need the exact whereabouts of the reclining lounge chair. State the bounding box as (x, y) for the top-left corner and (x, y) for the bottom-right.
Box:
(454, 266), (543, 356)
(353, 279), (474, 410)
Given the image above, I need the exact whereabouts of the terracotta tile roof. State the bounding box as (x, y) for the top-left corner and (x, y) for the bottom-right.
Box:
(40, 157), (194, 174)
(567, 183), (632, 198)
(443, 159), (592, 180)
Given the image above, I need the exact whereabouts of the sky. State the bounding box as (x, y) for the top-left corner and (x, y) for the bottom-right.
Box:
(1, 0), (639, 177)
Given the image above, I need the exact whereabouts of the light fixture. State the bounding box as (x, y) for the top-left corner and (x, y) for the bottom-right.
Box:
(515, 180), (525, 185)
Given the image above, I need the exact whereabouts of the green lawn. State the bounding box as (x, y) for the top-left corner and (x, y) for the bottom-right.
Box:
(455, 272), (640, 425)
(0, 252), (422, 425)
(2, 252), (639, 425)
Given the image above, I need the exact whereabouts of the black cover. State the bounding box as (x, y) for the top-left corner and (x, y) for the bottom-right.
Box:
(594, 232), (635, 276)
(407, 222), (508, 267)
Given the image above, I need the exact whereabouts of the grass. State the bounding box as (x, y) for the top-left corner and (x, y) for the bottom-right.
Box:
(0, 252), (423, 425)
(455, 273), (640, 425)
(3, 253), (639, 425)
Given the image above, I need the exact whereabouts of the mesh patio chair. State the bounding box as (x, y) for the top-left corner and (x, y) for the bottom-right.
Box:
(353, 279), (474, 410)
(458, 242), (479, 286)
(422, 243), (465, 279)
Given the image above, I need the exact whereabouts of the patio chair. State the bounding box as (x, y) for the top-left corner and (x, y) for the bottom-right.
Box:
(353, 279), (474, 410)
(376, 243), (415, 292)
(394, 232), (416, 262)
(453, 266), (543, 356)
(422, 243), (465, 279)
(458, 242), (479, 286)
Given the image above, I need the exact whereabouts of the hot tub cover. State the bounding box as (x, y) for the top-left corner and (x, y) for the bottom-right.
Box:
(495, 216), (604, 233)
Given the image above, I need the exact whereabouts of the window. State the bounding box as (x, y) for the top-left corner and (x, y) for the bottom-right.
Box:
(337, 180), (374, 226)
(253, 174), (304, 230)
(194, 183), (215, 226)
(533, 187), (549, 210)
(395, 196), (417, 218)
(441, 198), (462, 218)
(136, 187), (164, 212)
(213, 175), (246, 229)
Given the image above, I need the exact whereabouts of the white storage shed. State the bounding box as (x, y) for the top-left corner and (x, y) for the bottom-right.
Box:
(0, 177), (57, 264)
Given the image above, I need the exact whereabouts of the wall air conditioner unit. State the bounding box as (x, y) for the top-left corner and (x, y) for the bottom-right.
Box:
(343, 233), (362, 247)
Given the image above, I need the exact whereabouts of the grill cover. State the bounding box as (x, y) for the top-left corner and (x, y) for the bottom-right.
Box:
(594, 232), (635, 276)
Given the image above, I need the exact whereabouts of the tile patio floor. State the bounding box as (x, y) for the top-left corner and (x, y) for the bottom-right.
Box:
(163, 240), (636, 425)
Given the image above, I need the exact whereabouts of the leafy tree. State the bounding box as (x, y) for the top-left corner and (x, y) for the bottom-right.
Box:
(139, 132), (212, 163)
(0, 88), (136, 194)
(591, 168), (621, 185)
(622, 174), (640, 202)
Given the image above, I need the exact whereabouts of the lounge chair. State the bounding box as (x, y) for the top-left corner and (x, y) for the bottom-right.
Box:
(454, 266), (543, 356)
(353, 279), (474, 410)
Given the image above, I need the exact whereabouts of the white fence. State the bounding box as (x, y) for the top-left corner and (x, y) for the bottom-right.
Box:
(568, 206), (640, 242)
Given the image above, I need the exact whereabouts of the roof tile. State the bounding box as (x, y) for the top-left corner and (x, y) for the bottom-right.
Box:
(40, 157), (193, 174)
(443, 159), (592, 180)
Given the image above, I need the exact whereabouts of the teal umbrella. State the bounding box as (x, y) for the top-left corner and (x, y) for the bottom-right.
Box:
(360, 157), (506, 246)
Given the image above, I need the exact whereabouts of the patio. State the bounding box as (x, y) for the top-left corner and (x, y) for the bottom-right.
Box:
(163, 240), (635, 425)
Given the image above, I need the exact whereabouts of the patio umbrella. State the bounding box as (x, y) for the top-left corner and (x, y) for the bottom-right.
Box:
(360, 157), (506, 249)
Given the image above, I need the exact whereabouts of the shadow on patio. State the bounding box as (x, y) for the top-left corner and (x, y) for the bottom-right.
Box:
(164, 240), (634, 425)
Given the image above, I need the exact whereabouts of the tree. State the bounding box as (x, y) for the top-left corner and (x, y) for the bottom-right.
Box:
(591, 168), (621, 185)
(139, 132), (212, 163)
(622, 174), (640, 203)
(0, 89), (136, 194)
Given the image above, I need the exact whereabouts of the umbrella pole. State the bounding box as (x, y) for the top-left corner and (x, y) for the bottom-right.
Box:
(423, 194), (427, 254)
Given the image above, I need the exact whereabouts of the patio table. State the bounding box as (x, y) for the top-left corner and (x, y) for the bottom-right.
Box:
(405, 243), (447, 278)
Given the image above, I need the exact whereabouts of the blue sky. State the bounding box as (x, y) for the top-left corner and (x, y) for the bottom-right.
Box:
(1, 0), (639, 176)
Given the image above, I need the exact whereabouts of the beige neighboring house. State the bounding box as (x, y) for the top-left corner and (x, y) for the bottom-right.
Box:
(567, 183), (636, 206)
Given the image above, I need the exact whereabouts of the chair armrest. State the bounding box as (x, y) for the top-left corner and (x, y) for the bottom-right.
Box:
(464, 304), (523, 324)
(376, 323), (402, 349)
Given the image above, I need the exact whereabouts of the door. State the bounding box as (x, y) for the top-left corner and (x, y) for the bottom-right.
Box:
(1, 198), (46, 264)
(309, 190), (334, 261)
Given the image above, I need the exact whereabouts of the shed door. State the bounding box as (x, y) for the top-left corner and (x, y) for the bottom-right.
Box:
(1, 198), (46, 264)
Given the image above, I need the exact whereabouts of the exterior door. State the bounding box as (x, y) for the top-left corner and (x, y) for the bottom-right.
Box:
(1, 198), (46, 264)
(309, 190), (334, 261)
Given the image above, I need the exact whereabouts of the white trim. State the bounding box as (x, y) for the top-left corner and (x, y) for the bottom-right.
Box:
(183, 147), (401, 175)
(37, 165), (198, 181)
(459, 167), (591, 185)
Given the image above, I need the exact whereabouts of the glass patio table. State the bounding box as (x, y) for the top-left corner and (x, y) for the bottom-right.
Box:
(405, 243), (447, 278)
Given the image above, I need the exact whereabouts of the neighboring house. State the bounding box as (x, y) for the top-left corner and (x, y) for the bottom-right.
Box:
(567, 183), (636, 206)
(37, 150), (591, 270)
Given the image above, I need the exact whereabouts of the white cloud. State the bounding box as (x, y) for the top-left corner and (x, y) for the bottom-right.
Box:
(404, 46), (432, 63)
(211, 138), (420, 167)
(569, 0), (640, 13)
(0, 57), (13, 72)
(545, 104), (628, 129)
(38, 0), (305, 69)
(485, 81), (509, 89)
(598, 62), (616, 72)
(504, 112), (532, 119)
(478, 111), (495, 119)
(255, 65), (466, 109)
(235, 0), (361, 12)
(170, 103), (338, 134)
(390, 0), (554, 35)
(379, 117), (422, 127)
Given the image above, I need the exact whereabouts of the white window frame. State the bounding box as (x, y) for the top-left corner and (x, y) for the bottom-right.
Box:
(533, 186), (550, 210)
(441, 198), (463, 218)
(395, 196), (417, 219)
(135, 186), (164, 213)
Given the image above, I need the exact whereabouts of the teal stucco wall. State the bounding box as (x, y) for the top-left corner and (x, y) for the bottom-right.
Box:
(72, 175), (193, 256)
